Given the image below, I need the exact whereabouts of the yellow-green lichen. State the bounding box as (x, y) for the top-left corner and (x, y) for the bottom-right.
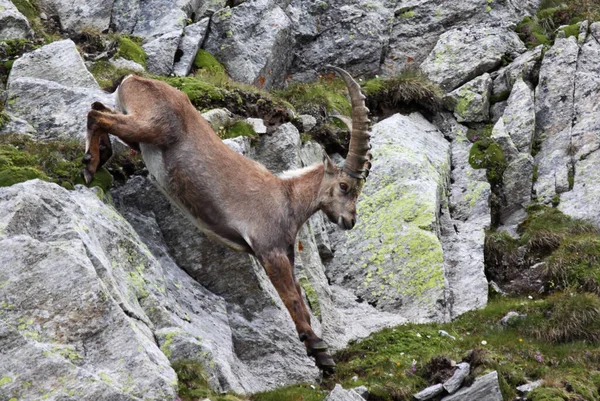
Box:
(0, 376), (13, 386)
(298, 274), (321, 321)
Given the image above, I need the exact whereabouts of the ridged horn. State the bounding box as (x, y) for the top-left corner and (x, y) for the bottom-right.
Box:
(325, 65), (371, 180)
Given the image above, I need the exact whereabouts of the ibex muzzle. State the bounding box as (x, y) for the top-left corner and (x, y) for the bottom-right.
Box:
(82, 66), (371, 373)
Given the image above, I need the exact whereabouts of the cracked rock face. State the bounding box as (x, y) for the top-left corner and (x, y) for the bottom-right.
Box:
(0, 0), (33, 40)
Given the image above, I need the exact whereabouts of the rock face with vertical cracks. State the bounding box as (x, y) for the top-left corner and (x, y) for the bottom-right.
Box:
(326, 113), (488, 322)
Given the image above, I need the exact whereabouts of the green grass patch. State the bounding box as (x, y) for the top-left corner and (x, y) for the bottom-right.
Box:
(174, 360), (244, 401)
(251, 384), (328, 401)
(161, 76), (227, 108)
(274, 78), (352, 116)
(194, 49), (225, 75)
(362, 69), (444, 114)
(546, 234), (600, 294)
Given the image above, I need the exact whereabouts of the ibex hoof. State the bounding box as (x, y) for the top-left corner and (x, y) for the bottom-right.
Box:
(313, 351), (336, 373)
(306, 339), (328, 356)
(81, 169), (94, 185)
(91, 101), (108, 111)
(82, 153), (92, 165)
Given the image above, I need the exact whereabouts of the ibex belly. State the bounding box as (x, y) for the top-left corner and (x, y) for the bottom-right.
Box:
(139, 143), (249, 252)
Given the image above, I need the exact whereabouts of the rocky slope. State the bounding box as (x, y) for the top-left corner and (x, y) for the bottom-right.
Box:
(1, 0), (600, 400)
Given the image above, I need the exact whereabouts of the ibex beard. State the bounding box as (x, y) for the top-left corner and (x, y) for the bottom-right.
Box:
(82, 66), (372, 374)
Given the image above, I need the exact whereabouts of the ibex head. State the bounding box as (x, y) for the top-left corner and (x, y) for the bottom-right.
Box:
(318, 66), (372, 231)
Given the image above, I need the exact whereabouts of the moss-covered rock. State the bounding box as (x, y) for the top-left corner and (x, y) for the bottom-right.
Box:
(115, 36), (147, 68)
(193, 49), (225, 75)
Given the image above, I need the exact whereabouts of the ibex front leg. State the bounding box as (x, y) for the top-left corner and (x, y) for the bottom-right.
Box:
(259, 251), (335, 372)
(82, 102), (115, 184)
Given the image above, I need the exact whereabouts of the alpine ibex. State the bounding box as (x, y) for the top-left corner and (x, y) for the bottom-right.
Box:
(81, 66), (372, 372)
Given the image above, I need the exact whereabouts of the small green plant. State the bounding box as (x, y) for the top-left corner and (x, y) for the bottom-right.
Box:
(194, 49), (226, 75)
(88, 61), (141, 90)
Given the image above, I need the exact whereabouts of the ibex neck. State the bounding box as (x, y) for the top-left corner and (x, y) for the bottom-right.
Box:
(281, 164), (325, 230)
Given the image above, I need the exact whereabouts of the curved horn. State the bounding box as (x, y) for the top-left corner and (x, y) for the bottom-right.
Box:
(325, 65), (371, 180)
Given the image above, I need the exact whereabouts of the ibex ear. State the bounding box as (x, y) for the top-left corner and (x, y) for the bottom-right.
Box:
(323, 152), (337, 175)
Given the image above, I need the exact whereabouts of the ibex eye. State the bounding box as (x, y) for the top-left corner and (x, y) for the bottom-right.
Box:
(339, 182), (348, 192)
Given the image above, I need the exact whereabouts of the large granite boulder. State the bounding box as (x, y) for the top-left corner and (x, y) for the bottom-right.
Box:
(558, 23), (600, 225)
(533, 36), (579, 203)
(0, 181), (178, 400)
(384, 0), (538, 74)
(286, 0), (392, 82)
(203, 0), (293, 88)
(3, 40), (113, 139)
(326, 112), (488, 322)
(0, 0), (33, 40)
(35, 0), (114, 31)
(421, 25), (526, 92)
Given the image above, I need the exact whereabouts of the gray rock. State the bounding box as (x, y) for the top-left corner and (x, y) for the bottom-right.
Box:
(251, 122), (302, 174)
(110, 56), (145, 73)
(8, 39), (99, 90)
(299, 114), (317, 132)
(500, 311), (526, 326)
(502, 78), (535, 153)
(501, 153), (533, 230)
(353, 385), (369, 400)
(202, 108), (234, 132)
(223, 136), (252, 156)
(440, 117), (489, 319)
(35, 0), (114, 31)
(173, 18), (210, 77)
(447, 73), (492, 123)
(4, 78), (114, 140)
(245, 117), (267, 135)
(490, 101), (507, 124)
(534, 36), (579, 203)
(441, 371), (503, 401)
(143, 29), (183, 76)
(384, 0), (537, 74)
(0, 180), (179, 400)
(325, 384), (365, 401)
(414, 383), (445, 400)
(491, 45), (543, 97)
(439, 330), (456, 340)
(491, 118), (519, 165)
(558, 23), (600, 224)
(0, 0), (32, 39)
(443, 362), (471, 394)
(287, 0), (393, 82)
(0, 112), (35, 135)
(421, 25), (526, 91)
(204, 1), (293, 88)
(326, 113), (451, 320)
(517, 379), (544, 393)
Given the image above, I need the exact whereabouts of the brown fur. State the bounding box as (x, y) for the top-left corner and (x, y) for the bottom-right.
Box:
(82, 75), (365, 372)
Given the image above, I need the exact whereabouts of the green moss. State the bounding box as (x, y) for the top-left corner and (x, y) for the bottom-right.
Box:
(161, 77), (226, 108)
(173, 360), (245, 401)
(219, 121), (256, 140)
(115, 36), (147, 68)
(194, 50), (225, 75)
(0, 166), (47, 187)
(0, 134), (116, 192)
(560, 23), (581, 38)
(299, 275), (321, 321)
(88, 60), (140, 91)
(400, 10), (415, 18)
(468, 140), (506, 186)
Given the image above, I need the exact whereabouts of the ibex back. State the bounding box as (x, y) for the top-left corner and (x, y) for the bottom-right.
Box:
(82, 67), (372, 373)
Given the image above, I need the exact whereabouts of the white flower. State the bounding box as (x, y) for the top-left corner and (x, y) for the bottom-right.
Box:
(481, 340), (487, 345)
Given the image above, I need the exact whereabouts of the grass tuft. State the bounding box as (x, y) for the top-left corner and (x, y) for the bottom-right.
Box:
(274, 78), (352, 117)
(545, 234), (600, 294)
(362, 69), (444, 115)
